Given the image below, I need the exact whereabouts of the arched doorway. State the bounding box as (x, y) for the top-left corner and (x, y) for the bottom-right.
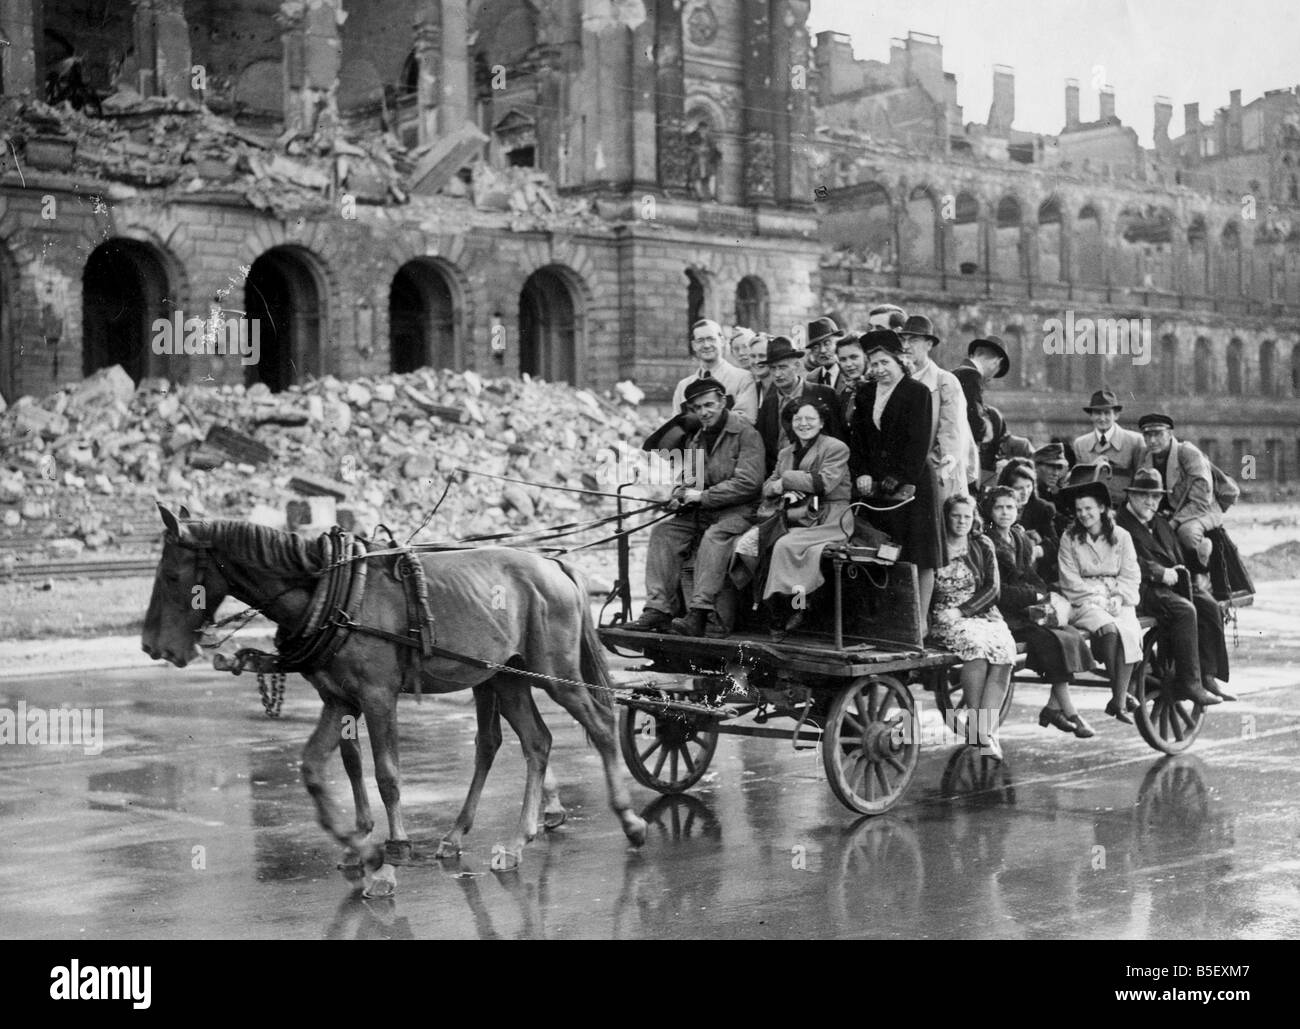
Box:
(244, 247), (324, 392)
(389, 260), (458, 373)
(518, 268), (578, 384)
(734, 276), (768, 332)
(82, 238), (173, 384)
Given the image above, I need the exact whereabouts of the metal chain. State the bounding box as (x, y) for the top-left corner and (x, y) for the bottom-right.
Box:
(257, 672), (286, 718)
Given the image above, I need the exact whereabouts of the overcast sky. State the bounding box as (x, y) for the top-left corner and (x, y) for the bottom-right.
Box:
(807, 0), (1300, 146)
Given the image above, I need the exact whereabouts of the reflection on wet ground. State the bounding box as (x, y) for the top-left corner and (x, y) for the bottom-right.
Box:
(1, 663), (1297, 939)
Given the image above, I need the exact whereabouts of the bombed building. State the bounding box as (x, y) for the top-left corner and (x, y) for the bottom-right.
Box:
(1, 2), (1298, 483)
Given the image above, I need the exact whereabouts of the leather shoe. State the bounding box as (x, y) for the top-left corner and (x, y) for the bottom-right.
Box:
(1178, 680), (1222, 705)
(1038, 706), (1076, 733)
(669, 609), (708, 637)
(627, 608), (671, 632)
(783, 610), (807, 635)
(705, 612), (731, 639)
(1069, 714), (1096, 738)
(1203, 677), (1237, 702)
(1105, 698), (1134, 724)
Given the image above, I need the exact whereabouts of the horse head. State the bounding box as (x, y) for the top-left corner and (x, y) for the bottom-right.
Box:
(142, 503), (231, 667)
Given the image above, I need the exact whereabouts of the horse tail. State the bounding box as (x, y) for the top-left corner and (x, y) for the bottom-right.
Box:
(553, 560), (615, 718)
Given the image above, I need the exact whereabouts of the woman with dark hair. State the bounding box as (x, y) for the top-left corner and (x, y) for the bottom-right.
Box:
(984, 486), (1095, 738)
(929, 494), (1017, 760)
(1057, 475), (1143, 723)
(996, 459), (1059, 580)
(849, 329), (942, 634)
(761, 400), (852, 638)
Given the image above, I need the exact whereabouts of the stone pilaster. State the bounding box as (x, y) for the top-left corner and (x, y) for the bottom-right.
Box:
(276, 0), (342, 135)
(1, 0), (40, 95)
(653, 0), (686, 192)
(412, 2), (441, 145)
(134, 0), (193, 100)
(741, 0), (775, 204)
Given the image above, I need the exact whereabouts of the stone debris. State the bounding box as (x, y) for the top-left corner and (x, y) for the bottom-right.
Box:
(0, 365), (668, 568)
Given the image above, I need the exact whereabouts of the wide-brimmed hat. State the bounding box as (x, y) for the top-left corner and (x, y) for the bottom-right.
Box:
(1125, 468), (1169, 495)
(1057, 462), (1114, 510)
(899, 314), (941, 345)
(1084, 388), (1123, 413)
(1032, 441), (1069, 466)
(1137, 412), (1175, 431)
(858, 328), (907, 360)
(682, 375), (726, 404)
(806, 316), (843, 347)
(766, 335), (805, 364)
(968, 336), (1010, 379)
(643, 412), (703, 451)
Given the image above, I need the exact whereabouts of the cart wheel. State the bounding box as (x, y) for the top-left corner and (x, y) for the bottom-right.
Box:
(1133, 630), (1205, 754)
(939, 746), (1016, 804)
(640, 794), (722, 844)
(619, 699), (719, 794)
(822, 674), (919, 816)
(933, 666), (1016, 731)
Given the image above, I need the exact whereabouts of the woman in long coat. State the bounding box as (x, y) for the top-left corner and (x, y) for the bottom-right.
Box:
(849, 329), (943, 631)
(1057, 480), (1144, 723)
(761, 400), (852, 636)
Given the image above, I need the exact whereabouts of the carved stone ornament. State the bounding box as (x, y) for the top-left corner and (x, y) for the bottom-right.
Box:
(745, 132), (775, 200)
(687, 2), (719, 46)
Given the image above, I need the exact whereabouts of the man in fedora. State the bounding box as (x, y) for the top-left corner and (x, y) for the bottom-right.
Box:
(628, 376), (764, 637)
(805, 316), (845, 389)
(951, 335), (1009, 489)
(899, 314), (976, 502)
(672, 318), (757, 424)
(1115, 468), (1231, 703)
(1136, 413), (1222, 568)
(1074, 389), (1145, 504)
(756, 335), (844, 475)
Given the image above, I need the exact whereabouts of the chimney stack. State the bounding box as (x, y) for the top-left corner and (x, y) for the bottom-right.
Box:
(1228, 88), (1243, 151)
(1065, 78), (1080, 128)
(989, 64), (1015, 134)
(1099, 85), (1116, 121)
(1153, 96), (1172, 147)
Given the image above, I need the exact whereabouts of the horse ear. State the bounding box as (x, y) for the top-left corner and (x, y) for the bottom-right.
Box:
(178, 504), (192, 520)
(158, 502), (182, 537)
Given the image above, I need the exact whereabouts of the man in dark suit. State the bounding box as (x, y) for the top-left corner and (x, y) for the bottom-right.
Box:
(756, 335), (844, 474)
(805, 316), (845, 390)
(951, 335), (1010, 492)
(1115, 469), (1232, 704)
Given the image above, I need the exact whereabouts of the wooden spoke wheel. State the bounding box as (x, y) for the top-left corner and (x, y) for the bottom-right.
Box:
(939, 746), (1016, 805)
(1136, 756), (1210, 843)
(1133, 631), (1205, 755)
(933, 666), (1015, 734)
(619, 697), (719, 794)
(822, 675), (919, 816)
(640, 794), (723, 844)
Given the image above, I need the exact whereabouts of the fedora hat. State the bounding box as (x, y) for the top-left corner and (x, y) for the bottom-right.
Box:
(899, 314), (941, 345)
(1125, 468), (1169, 495)
(1083, 388), (1123, 413)
(765, 335), (805, 364)
(643, 411), (702, 451)
(858, 328), (907, 360)
(806, 316), (843, 347)
(1057, 462), (1113, 511)
(968, 336), (1010, 378)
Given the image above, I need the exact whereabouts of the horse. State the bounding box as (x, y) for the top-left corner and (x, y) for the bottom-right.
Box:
(142, 504), (647, 896)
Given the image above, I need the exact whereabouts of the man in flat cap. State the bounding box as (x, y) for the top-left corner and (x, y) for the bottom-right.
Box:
(1033, 441), (1074, 538)
(1074, 389), (1145, 504)
(672, 318), (757, 424)
(951, 335), (1010, 492)
(1115, 468), (1232, 704)
(628, 376), (764, 637)
(1136, 413), (1222, 568)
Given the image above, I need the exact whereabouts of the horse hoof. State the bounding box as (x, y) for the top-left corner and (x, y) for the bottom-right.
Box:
(434, 838), (461, 860)
(623, 814), (648, 848)
(542, 809), (568, 831)
(338, 850), (366, 883)
(385, 839), (414, 864)
(362, 863), (397, 899)
(490, 844), (522, 872)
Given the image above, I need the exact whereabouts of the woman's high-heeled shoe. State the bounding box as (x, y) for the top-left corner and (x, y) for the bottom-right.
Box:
(1104, 698), (1133, 725)
(1069, 714), (1095, 738)
(1038, 706), (1076, 733)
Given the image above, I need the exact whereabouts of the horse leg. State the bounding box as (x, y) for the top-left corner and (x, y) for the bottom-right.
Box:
(302, 698), (383, 880)
(541, 763), (567, 830)
(489, 685), (553, 870)
(436, 683), (502, 859)
(337, 710), (375, 880)
(354, 689), (407, 898)
(545, 684), (647, 847)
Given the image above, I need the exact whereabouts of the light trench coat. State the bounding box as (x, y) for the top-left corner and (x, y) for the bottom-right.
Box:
(1057, 523), (1144, 662)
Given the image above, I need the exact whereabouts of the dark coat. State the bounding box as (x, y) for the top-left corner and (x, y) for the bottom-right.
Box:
(1115, 503), (1186, 594)
(951, 359), (987, 445)
(756, 380), (845, 475)
(849, 375), (942, 569)
(953, 532), (1000, 617)
(1019, 493), (1060, 581)
(988, 524), (1049, 630)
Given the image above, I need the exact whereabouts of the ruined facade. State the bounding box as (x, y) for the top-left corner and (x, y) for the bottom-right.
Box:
(1, 2), (1298, 484)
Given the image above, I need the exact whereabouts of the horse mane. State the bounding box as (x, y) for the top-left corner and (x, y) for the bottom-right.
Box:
(189, 520), (329, 580)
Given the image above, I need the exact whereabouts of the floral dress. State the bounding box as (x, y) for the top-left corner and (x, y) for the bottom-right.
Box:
(930, 555), (1018, 663)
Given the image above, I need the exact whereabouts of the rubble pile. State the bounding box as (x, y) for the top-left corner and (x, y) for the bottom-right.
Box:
(0, 365), (669, 573)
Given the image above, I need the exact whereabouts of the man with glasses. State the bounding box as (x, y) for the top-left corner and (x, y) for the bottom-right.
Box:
(1136, 413), (1222, 568)
(1115, 468), (1231, 704)
(627, 377), (764, 637)
(671, 318), (756, 424)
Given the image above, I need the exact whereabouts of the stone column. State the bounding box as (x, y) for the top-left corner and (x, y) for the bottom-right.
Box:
(741, 0), (775, 205)
(412, 2), (441, 146)
(438, 0), (470, 137)
(1, 0), (40, 95)
(276, 0), (342, 135)
(770, 0), (812, 206)
(134, 0), (193, 100)
(653, 0), (687, 193)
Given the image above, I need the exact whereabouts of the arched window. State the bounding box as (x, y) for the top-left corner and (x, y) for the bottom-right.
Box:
(1260, 340), (1276, 396)
(1226, 337), (1244, 395)
(1187, 216), (1210, 295)
(1002, 325), (1025, 388)
(905, 186), (939, 272)
(1220, 222), (1242, 295)
(1075, 204), (1104, 283)
(1159, 333), (1178, 394)
(734, 276), (768, 332)
(1194, 337), (1213, 393)
(685, 269), (706, 340)
(1292, 342), (1300, 397)
(1037, 198), (1064, 283)
(952, 192), (981, 275)
(993, 196), (1023, 280)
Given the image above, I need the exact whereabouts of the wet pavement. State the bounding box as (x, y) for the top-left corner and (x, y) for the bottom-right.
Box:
(1, 656), (1298, 940)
